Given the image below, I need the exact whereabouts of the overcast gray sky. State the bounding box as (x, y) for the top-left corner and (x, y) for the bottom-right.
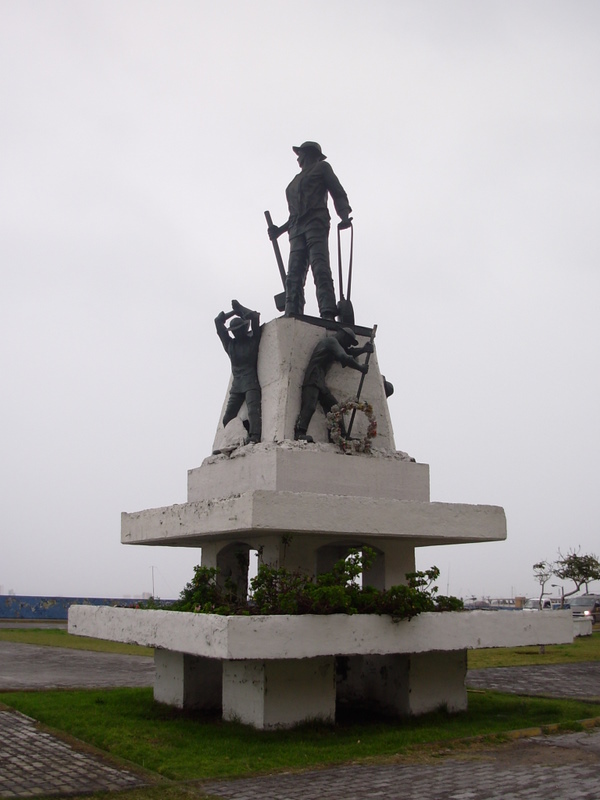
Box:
(2, 0), (599, 601)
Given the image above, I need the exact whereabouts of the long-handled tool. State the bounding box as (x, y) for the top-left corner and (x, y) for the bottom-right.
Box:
(346, 324), (377, 439)
(336, 222), (355, 325)
(265, 210), (287, 312)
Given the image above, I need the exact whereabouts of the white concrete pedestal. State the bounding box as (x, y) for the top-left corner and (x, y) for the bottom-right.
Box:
(69, 606), (573, 729)
(223, 658), (336, 728)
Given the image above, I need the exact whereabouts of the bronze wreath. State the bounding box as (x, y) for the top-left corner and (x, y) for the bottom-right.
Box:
(326, 399), (377, 454)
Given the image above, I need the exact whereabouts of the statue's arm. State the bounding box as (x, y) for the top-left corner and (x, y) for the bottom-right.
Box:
(348, 342), (373, 358)
(330, 339), (364, 373)
(215, 311), (232, 351)
(268, 218), (290, 240)
(249, 310), (261, 339)
(322, 162), (352, 223)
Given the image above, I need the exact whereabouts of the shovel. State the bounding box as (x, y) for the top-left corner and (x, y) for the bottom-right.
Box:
(346, 323), (377, 439)
(336, 222), (355, 325)
(265, 210), (287, 312)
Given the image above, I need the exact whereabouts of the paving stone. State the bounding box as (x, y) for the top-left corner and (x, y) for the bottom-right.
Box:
(0, 709), (147, 799)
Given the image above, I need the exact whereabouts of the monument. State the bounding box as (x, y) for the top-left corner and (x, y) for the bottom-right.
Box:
(69, 142), (572, 729)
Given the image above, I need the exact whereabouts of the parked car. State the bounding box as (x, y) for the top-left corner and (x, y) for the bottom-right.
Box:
(568, 595), (600, 624)
(523, 597), (553, 611)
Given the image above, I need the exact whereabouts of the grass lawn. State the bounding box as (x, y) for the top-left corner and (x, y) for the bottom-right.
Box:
(2, 687), (600, 783)
(0, 627), (152, 656)
(468, 630), (600, 668)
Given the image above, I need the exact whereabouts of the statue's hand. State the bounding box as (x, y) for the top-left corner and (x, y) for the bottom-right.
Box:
(268, 225), (280, 241)
(363, 342), (374, 354)
(338, 217), (353, 230)
(360, 363), (369, 375)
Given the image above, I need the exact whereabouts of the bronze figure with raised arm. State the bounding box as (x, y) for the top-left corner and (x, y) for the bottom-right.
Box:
(214, 300), (262, 445)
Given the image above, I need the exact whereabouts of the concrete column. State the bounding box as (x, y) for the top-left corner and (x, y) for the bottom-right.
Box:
(336, 649), (467, 717)
(222, 657), (336, 729)
(407, 650), (467, 714)
(316, 544), (349, 576)
(200, 542), (219, 570)
(382, 541), (416, 587)
(215, 542), (250, 599)
(154, 650), (222, 711)
(336, 654), (411, 715)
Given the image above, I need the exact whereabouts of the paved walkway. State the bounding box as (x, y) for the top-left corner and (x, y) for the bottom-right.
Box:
(0, 641), (154, 690)
(467, 661), (600, 701)
(1, 642), (600, 799)
(0, 706), (146, 797)
(202, 730), (600, 800)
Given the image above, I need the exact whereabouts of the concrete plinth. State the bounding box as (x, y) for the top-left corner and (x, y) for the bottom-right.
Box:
(69, 606), (573, 729)
(337, 650), (467, 716)
(223, 658), (335, 729)
(122, 491), (506, 550)
(154, 651), (222, 711)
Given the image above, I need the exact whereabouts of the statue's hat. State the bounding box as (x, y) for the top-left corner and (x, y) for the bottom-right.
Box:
(340, 327), (358, 346)
(292, 141), (327, 160)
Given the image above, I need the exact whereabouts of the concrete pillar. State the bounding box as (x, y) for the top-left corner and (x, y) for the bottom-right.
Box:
(336, 654), (411, 715)
(200, 541), (219, 570)
(382, 541), (416, 587)
(336, 649), (467, 717)
(361, 547), (386, 590)
(215, 542), (250, 599)
(222, 657), (336, 729)
(407, 650), (467, 714)
(316, 544), (349, 576)
(154, 650), (222, 711)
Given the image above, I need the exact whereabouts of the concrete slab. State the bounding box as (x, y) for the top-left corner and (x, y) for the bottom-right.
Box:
(121, 491), (506, 547)
(189, 446), (429, 503)
(68, 607), (573, 660)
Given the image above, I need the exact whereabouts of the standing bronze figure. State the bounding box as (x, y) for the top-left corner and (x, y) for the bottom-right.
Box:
(295, 328), (372, 441)
(215, 300), (262, 445)
(268, 142), (352, 320)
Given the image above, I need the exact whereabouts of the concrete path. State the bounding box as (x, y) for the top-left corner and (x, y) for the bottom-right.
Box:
(0, 706), (147, 798)
(0, 640), (154, 690)
(468, 661), (600, 702)
(1, 642), (600, 799)
(202, 730), (600, 800)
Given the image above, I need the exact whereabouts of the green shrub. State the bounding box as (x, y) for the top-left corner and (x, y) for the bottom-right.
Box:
(162, 547), (463, 622)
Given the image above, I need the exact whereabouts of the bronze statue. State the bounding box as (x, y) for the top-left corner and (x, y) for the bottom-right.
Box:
(268, 142), (352, 320)
(295, 328), (372, 441)
(215, 300), (262, 444)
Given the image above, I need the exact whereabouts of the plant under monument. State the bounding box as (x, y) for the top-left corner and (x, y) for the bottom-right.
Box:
(166, 547), (463, 619)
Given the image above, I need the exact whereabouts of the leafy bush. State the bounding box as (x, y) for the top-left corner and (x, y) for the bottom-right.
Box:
(166, 548), (463, 621)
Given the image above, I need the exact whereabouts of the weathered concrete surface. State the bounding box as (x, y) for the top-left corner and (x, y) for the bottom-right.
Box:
(69, 607), (573, 660)
(121, 492), (506, 547)
(189, 446), (428, 503)
(222, 657), (336, 729)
